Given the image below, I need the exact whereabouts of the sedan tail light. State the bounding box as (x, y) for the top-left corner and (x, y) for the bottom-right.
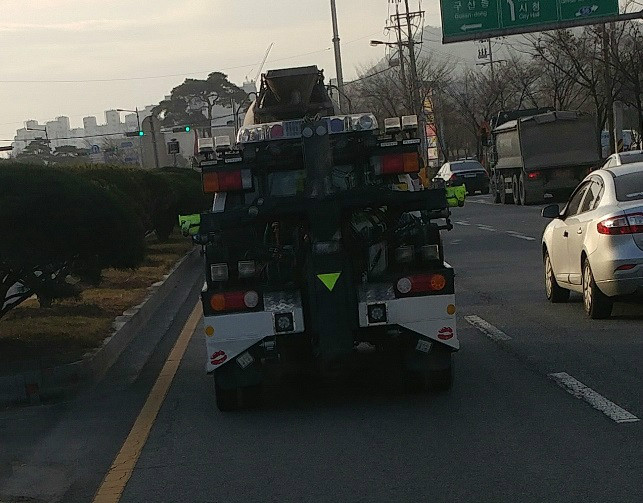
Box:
(528, 171), (542, 180)
(597, 213), (643, 235)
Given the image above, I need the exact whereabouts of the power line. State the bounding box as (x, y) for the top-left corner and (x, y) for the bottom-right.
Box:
(0, 32), (382, 84)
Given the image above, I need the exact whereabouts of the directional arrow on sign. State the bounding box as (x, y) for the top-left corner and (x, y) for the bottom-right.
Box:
(577, 5), (599, 17)
(461, 23), (483, 31)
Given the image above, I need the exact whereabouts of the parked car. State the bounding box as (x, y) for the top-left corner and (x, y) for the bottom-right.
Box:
(434, 160), (489, 195)
(602, 149), (643, 168)
(541, 163), (643, 318)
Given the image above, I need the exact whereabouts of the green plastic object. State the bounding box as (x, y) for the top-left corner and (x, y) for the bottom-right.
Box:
(178, 214), (201, 236)
(446, 185), (466, 207)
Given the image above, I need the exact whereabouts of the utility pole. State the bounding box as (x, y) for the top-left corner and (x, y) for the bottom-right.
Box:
(148, 116), (161, 170)
(386, 0), (426, 162)
(329, 0), (346, 112)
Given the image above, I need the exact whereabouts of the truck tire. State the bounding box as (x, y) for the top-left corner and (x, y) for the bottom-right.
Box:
(512, 175), (521, 205)
(428, 363), (453, 392)
(519, 172), (542, 206)
(544, 251), (569, 303)
(583, 259), (613, 319)
(215, 379), (239, 411)
(411, 356), (453, 393)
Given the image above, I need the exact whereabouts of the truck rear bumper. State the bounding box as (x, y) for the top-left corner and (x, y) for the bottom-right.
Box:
(204, 291), (305, 372)
(357, 283), (458, 350)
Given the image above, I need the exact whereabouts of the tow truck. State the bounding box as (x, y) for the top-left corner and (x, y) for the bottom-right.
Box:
(184, 66), (462, 410)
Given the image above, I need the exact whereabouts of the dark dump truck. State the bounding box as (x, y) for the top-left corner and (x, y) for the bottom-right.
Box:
(489, 110), (601, 205)
(189, 66), (460, 410)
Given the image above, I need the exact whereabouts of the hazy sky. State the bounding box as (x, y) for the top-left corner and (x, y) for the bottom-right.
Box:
(0, 0), (444, 143)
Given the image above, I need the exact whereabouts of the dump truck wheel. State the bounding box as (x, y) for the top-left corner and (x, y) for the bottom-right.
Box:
(214, 379), (239, 411)
(512, 175), (521, 205)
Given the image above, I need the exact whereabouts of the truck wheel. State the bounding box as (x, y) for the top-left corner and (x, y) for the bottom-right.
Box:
(411, 356), (453, 393)
(544, 251), (569, 303)
(428, 364), (453, 392)
(583, 259), (613, 319)
(214, 379), (239, 411)
(512, 175), (521, 205)
(519, 172), (542, 206)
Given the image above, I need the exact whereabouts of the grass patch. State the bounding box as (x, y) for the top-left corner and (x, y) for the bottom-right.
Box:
(0, 232), (192, 369)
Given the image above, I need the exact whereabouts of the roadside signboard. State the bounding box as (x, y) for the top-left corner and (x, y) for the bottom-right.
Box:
(441, 0), (620, 43)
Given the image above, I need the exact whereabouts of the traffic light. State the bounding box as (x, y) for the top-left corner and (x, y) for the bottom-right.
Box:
(125, 131), (144, 137)
(172, 125), (191, 133)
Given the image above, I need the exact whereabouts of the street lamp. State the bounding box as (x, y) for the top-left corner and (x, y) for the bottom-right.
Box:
(116, 108), (143, 167)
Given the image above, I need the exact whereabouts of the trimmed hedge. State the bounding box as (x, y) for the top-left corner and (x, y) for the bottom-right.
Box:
(0, 164), (210, 316)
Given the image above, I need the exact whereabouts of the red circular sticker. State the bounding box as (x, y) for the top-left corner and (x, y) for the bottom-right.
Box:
(211, 350), (227, 366)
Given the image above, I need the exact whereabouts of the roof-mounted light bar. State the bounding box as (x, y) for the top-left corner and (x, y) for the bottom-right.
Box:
(237, 113), (378, 144)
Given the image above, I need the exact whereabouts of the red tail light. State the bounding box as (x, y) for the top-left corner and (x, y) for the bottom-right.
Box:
(396, 274), (446, 294)
(373, 153), (420, 175)
(202, 169), (252, 193)
(597, 213), (643, 235)
(449, 174), (458, 181)
(210, 290), (259, 312)
(528, 171), (541, 180)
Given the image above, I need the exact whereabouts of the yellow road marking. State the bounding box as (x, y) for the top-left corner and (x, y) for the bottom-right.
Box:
(92, 301), (202, 503)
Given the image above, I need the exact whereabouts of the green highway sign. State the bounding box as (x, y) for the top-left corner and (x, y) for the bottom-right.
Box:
(441, 0), (620, 43)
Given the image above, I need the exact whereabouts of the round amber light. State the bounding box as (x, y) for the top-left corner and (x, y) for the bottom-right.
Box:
(210, 294), (225, 311)
(205, 325), (215, 336)
(430, 274), (446, 291)
(447, 304), (456, 315)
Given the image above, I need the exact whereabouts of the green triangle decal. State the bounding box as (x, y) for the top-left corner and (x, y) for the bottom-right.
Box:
(317, 272), (341, 291)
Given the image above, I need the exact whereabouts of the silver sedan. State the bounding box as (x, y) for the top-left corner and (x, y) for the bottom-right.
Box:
(541, 163), (643, 318)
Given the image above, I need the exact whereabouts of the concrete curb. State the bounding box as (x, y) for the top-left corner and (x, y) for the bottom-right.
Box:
(0, 247), (201, 406)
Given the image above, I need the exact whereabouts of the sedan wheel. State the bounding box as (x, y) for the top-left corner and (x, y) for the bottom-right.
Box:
(582, 259), (613, 319)
(545, 251), (569, 303)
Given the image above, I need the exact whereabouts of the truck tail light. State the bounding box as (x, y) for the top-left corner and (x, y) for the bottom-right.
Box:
(210, 290), (259, 312)
(373, 153), (419, 175)
(396, 274), (446, 295)
(528, 171), (541, 180)
(597, 213), (643, 235)
(202, 169), (252, 193)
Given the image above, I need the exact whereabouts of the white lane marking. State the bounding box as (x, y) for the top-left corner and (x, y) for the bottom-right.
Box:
(506, 231), (536, 241)
(477, 224), (496, 231)
(548, 372), (640, 424)
(464, 315), (512, 341)
(454, 220), (471, 226)
(468, 199), (494, 205)
(450, 239), (462, 245)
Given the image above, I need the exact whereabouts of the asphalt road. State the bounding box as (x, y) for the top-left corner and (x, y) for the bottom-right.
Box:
(1, 196), (641, 503)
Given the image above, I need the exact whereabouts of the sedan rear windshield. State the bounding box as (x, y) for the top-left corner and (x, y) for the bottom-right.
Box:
(614, 172), (643, 201)
(451, 161), (484, 172)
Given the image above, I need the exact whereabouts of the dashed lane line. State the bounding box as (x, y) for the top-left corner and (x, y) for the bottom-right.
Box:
(454, 220), (470, 226)
(548, 372), (640, 424)
(464, 315), (512, 341)
(506, 231), (536, 241)
(92, 301), (202, 503)
(476, 224), (496, 231)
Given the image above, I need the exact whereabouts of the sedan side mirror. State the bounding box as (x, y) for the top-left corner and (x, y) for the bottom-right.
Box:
(541, 204), (560, 219)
